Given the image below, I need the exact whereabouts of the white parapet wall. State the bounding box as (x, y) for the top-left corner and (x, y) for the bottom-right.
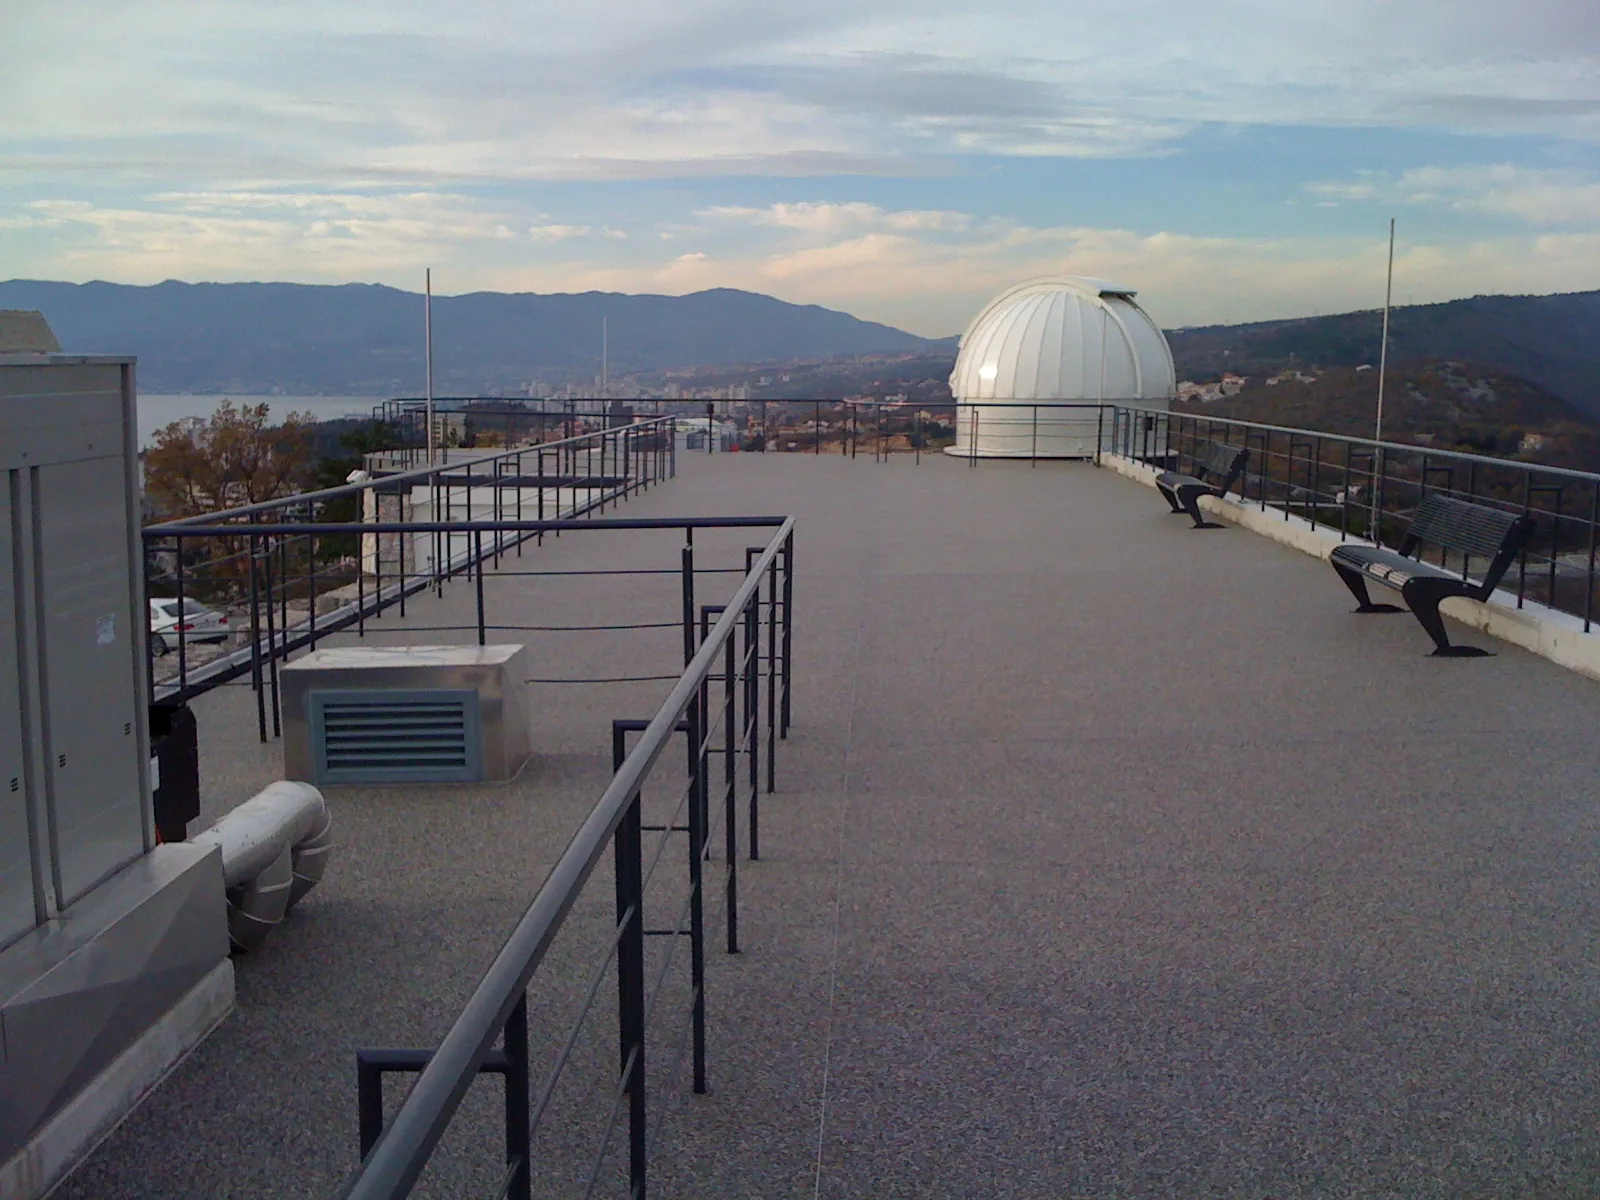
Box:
(1101, 452), (1600, 684)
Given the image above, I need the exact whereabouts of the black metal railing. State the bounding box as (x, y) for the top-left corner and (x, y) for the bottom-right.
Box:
(338, 517), (795, 1200)
(141, 418), (678, 708)
(772, 396), (1600, 632)
(1107, 409), (1600, 631)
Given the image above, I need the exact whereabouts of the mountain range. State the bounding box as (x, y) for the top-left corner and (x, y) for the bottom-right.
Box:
(2, 280), (1596, 421)
(0, 279), (950, 395)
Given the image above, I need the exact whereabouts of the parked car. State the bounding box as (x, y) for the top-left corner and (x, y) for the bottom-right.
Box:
(148, 598), (230, 656)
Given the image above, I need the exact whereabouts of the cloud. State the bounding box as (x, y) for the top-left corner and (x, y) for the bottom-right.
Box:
(700, 201), (972, 236)
(1306, 164), (1600, 224)
(479, 210), (1600, 336)
(2, 1), (1596, 193)
(0, 190), (598, 278)
(528, 224), (593, 242)
(1400, 164), (1600, 224)
(1303, 180), (1380, 204)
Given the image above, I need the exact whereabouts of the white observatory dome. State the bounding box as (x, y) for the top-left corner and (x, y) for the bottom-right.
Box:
(947, 276), (1175, 458)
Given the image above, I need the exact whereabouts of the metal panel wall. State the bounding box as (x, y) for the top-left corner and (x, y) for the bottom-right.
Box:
(0, 358), (151, 927)
(0, 478), (38, 947)
(36, 454), (147, 906)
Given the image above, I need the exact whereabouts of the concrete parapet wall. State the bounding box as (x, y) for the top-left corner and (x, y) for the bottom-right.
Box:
(0, 844), (232, 1199)
(1100, 452), (1600, 684)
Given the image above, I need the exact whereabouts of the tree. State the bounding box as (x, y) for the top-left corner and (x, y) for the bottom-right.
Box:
(144, 401), (317, 519)
(143, 403), (319, 605)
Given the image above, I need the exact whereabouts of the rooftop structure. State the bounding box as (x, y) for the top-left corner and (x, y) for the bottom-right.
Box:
(32, 426), (1600, 1198)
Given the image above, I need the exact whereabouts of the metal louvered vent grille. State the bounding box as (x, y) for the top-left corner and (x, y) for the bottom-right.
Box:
(309, 689), (481, 784)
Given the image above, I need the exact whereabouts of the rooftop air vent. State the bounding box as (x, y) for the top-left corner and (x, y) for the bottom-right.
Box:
(281, 645), (531, 784)
(310, 690), (480, 784)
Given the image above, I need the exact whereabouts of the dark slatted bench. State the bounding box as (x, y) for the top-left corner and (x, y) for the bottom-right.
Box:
(1156, 442), (1249, 528)
(1329, 493), (1533, 657)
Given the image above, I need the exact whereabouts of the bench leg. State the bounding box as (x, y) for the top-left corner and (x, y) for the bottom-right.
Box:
(1407, 587), (1490, 657)
(1155, 481), (1185, 514)
(1177, 485), (1222, 529)
(1332, 560), (1403, 613)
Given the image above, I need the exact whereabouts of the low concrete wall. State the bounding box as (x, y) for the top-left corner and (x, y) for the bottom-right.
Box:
(1101, 452), (1600, 683)
(0, 962), (234, 1200)
(0, 843), (233, 1200)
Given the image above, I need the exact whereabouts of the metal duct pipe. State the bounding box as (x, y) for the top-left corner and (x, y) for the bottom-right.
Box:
(226, 844), (293, 951)
(191, 781), (333, 951)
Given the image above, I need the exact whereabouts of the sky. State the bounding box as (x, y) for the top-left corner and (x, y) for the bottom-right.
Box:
(2, 0), (1597, 336)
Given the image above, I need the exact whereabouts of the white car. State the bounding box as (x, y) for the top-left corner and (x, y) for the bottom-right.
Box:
(148, 598), (231, 656)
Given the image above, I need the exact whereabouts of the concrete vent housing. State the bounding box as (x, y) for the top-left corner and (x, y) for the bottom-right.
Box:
(280, 645), (531, 785)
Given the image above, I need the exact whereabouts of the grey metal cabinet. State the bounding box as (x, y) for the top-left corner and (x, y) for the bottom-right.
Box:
(0, 356), (151, 938)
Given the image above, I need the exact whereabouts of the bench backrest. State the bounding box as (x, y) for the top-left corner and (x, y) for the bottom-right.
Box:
(1198, 442), (1249, 493)
(1400, 493), (1533, 594)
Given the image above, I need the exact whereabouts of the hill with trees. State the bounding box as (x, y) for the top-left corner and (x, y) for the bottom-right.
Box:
(1167, 291), (1600, 420)
(1178, 361), (1600, 472)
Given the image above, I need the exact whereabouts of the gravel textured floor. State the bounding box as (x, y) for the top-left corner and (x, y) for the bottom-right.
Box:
(57, 451), (1600, 1199)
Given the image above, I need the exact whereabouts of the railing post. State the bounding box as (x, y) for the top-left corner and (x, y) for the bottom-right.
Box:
(475, 530), (486, 646)
(744, 588), (760, 860)
(1369, 443), (1384, 544)
(398, 499), (411, 616)
(681, 539), (696, 668)
(357, 1055), (384, 1160)
(514, 450), (525, 557)
(249, 527), (266, 743)
(503, 996), (531, 1200)
(687, 692), (708, 1096)
(722, 618), (739, 953)
(766, 553), (777, 794)
(356, 525), (367, 636)
(308, 531), (320, 651)
(611, 766), (647, 1200)
(259, 535), (280, 737)
(780, 532), (793, 738)
(174, 532), (188, 699)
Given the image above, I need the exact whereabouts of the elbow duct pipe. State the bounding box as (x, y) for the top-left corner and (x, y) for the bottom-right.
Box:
(191, 781), (333, 951)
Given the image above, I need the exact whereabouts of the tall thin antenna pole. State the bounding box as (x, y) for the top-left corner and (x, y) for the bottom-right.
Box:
(425, 267), (435, 464)
(1375, 218), (1395, 444)
(1368, 219), (1395, 543)
(601, 316), (608, 400)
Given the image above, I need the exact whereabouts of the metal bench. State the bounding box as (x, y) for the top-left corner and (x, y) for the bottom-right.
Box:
(1329, 493), (1533, 657)
(1156, 442), (1249, 528)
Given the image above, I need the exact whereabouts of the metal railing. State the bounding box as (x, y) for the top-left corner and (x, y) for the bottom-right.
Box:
(1111, 409), (1600, 631)
(780, 396), (1600, 632)
(338, 517), (795, 1200)
(141, 418), (678, 709)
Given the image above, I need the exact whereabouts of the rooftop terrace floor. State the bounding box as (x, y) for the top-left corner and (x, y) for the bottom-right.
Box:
(61, 451), (1600, 1198)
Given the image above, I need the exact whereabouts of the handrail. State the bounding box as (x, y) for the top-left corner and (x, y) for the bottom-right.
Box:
(148, 515), (791, 539)
(1152, 409), (1600, 484)
(338, 515), (796, 1200)
(147, 415), (677, 529)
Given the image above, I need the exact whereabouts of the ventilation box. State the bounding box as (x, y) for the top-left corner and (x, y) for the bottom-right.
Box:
(280, 645), (531, 784)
